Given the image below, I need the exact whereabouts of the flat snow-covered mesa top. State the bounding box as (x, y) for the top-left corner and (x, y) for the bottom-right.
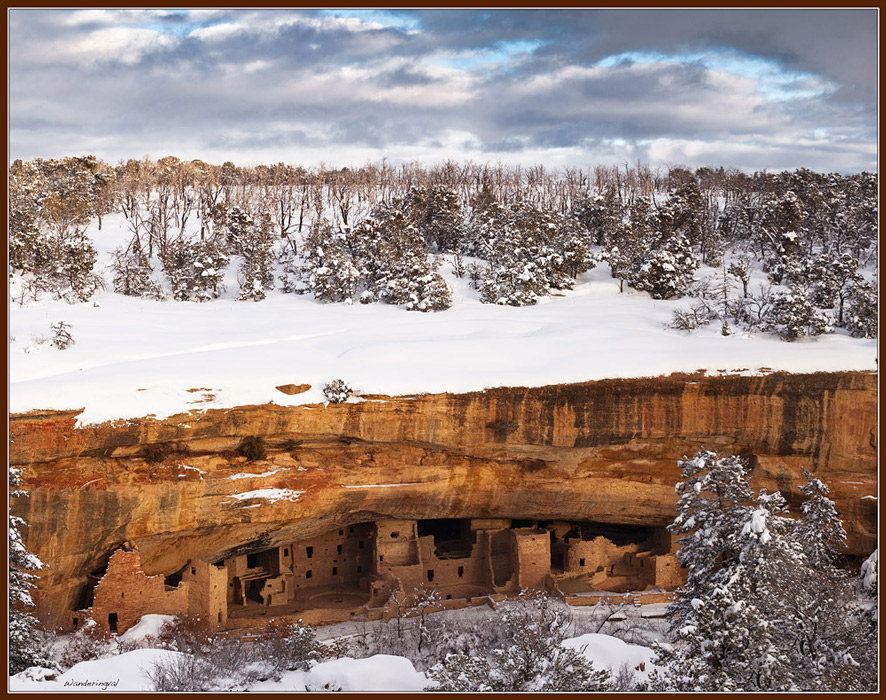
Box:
(9, 213), (877, 425)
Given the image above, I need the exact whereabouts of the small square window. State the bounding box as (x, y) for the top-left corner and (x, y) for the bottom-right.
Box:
(357, 566), (362, 573)
(306, 570), (312, 579)
(339, 529), (344, 536)
(306, 546), (313, 559)
(359, 541), (364, 549)
(191, 567), (196, 575)
(337, 544), (343, 555)
(458, 566), (464, 578)
(390, 531), (399, 538)
(349, 526), (355, 533)
(332, 567), (338, 576)
(283, 548), (288, 557)
(379, 555), (384, 562)
(579, 558), (585, 567)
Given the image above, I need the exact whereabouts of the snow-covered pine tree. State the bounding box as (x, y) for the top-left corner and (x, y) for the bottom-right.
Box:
(843, 279), (878, 339)
(476, 202), (595, 306)
(161, 237), (228, 302)
(631, 234), (698, 300)
(764, 288), (833, 341)
(403, 185), (464, 253)
(351, 204), (452, 312)
(571, 187), (622, 246)
(461, 187), (509, 259)
(653, 452), (798, 690)
(9, 467), (56, 674)
(794, 468), (847, 568)
(651, 450), (877, 692)
(48, 229), (103, 303)
(111, 242), (164, 299)
(807, 253), (861, 328)
(477, 204), (549, 306)
(290, 223), (362, 302)
(236, 212), (276, 302)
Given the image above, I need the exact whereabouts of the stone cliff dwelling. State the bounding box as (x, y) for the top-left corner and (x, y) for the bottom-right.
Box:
(76, 517), (685, 635)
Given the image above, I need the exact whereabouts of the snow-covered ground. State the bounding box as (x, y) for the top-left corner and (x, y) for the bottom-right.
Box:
(9, 213), (877, 425)
(9, 629), (654, 693)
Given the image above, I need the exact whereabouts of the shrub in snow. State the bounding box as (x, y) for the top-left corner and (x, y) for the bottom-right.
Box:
(763, 289), (833, 341)
(631, 234), (698, 300)
(50, 321), (74, 349)
(155, 615), (214, 654)
(250, 619), (319, 681)
(160, 238), (228, 302)
(669, 301), (718, 331)
(238, 436), (266, 462)
(427, 590), (611, 692)
(20, 228), (105, 303)
(149, 616), (319, 691)
(57, 619), (111, 670)
(111, 243), (163, 299)
(323, 379), (352, 404)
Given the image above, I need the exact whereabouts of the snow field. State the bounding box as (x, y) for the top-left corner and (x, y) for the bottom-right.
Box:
(9, 212), (877, 425)
(10, 631), (655, 693)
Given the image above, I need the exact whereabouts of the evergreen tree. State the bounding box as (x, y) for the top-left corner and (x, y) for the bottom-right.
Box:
(461, 187), (509, 259)
(403, 185), (464, 253)
(764, 289), (833, 341)
(843, 280), (878, 339)
(290, 223), (362, 302)
(49, 229), (103, 302)
(9, 467), (55, 675)
(236, 212), (276, 302)
(650, 449), (877, 692)
(631, 234), (698, 300)
(350, 205), (452, 312)
(793, 469), (847, 568)
(161, 237), (228, 302)
(111, 242), (163, 299)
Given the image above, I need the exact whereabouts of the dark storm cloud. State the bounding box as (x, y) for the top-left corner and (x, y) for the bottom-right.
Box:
(8, 9), (877, 172)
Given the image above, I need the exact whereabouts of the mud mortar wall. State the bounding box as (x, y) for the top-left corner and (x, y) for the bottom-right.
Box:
(9, 371), (878, 628)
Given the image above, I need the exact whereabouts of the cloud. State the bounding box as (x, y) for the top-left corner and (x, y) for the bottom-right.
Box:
(8, 9), (877, 173)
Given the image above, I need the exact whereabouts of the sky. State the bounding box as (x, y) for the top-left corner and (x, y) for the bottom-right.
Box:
(7, 8), (878, 173)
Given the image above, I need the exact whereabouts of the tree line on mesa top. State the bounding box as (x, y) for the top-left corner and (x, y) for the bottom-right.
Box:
(9, 156), (877, 340)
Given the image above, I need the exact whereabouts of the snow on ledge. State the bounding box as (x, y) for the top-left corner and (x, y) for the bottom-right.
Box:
(228, 467), (290, 480)
(224, 488), (306, 504)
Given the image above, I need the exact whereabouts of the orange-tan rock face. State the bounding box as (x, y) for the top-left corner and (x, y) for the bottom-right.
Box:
(9, 370), (877, 628)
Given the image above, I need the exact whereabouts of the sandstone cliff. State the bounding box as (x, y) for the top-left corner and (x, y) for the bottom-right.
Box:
(9, 370), (877, 627)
